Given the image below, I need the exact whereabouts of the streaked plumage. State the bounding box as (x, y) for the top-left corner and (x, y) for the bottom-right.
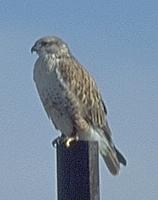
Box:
(31, 36), (126, 175)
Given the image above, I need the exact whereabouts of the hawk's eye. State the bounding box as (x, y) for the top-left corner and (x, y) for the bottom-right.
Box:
(41, 41), (48, 46)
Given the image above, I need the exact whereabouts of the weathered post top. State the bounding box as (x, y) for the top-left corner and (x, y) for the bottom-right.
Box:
(57, 141), (100, 200)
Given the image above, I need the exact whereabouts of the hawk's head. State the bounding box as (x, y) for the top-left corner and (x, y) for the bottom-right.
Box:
(31, 36), (70, 57)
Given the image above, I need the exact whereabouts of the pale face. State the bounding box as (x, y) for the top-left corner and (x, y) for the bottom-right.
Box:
(31, 36), (69, 56)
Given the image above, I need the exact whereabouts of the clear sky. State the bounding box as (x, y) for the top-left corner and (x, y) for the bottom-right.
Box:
(0, 1), (158, 199)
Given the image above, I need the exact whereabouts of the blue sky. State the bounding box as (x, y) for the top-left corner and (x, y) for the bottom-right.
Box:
(0, 1), (158, 199)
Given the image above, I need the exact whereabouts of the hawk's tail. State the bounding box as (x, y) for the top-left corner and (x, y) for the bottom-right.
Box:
(100, 139), (126, 175)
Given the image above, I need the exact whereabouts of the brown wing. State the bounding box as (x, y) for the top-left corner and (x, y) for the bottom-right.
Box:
(58, 55), (107, 130)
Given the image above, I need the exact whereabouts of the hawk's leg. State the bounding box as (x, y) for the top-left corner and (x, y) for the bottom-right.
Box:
(59, 127), (79, 148)
(62, 113), (90, 148)
(73, 113), (90, 134)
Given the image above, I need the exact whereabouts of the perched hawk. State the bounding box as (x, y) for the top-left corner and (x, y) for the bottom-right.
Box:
(31, 36), (126, 175)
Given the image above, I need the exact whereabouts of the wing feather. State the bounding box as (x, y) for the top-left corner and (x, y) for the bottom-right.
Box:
(58, 55), (107, 131)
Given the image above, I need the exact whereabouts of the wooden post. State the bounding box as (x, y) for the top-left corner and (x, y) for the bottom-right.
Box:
(57, 141), (100, 200)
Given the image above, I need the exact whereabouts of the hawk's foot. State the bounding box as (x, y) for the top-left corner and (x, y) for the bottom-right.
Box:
(52, 135), (65, 147)
(64, 135), (79, 148)
(52, 135), (79, 148)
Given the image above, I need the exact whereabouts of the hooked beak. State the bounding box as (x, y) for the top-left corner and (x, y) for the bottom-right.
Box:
(31, 45), (37, 53)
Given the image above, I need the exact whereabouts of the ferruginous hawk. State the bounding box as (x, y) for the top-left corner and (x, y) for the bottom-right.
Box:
(31, 36), (126, 175)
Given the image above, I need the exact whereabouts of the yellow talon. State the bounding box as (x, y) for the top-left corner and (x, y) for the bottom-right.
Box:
(65, 136), (79, 148)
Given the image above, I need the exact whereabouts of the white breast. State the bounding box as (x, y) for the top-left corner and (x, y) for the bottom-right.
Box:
(33, 55), (73, 136)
